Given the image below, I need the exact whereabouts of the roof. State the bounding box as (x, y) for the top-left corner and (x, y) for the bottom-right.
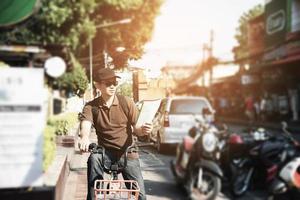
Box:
(0, 44), (71, 69)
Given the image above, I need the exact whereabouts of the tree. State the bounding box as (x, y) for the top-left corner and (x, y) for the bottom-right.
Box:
(0, 0), (95, 95)
(0, 0), (164, 93)
(117, 82), (133, 98)
(0, 0), (164, 69)
(0, 0), (97, 51)
(81, 0), (164, 70)
(56, 53), (89, 96)
(233, 4), (264, 62)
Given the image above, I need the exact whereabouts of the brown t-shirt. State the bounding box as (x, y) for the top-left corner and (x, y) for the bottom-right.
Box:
(80, 95), (138, 151)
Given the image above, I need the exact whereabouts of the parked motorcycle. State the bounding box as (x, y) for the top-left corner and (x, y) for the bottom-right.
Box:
(170, 108), (227, 200)
(230, 122), (300, 198)
(269, 122), (300, 197)
(229, 128), (266, 196)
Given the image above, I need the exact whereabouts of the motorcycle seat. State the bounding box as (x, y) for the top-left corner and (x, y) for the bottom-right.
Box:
(183, 136), (195, 152)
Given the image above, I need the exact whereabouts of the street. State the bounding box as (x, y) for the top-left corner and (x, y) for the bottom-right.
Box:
(140, 146), (266, 200)
(61, 123), (300, 200)
(139, 123), (300, 200)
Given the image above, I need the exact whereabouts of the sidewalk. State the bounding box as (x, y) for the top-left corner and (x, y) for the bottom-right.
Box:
(61, 127), (97, 200)
(217, 116), (300, 133)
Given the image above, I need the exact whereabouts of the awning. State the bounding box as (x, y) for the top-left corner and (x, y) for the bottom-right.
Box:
(0, 0), (40, 27)
(271, 54), (300, 65)
(0, 45), (46, 53)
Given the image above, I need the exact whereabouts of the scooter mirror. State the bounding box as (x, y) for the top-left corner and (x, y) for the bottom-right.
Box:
(281, 121), (288, 130)
(222, 124), (228, 131)
(202, 107), (211, 115)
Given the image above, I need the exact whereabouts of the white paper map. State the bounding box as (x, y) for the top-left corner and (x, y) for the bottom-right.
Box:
(136, 99), (161, 127)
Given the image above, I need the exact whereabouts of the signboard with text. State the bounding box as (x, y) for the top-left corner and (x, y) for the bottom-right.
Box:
(241, 74), (260, 85)
(291, 0), (300, 33)
(265, 0), (288, 48)
(0, 68), (45, 188)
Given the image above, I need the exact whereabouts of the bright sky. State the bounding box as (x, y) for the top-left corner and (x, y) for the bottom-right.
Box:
(130, 0), (264, 77)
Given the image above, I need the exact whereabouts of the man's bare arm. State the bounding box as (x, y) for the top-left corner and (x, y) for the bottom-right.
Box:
(78, 120), (92, 152)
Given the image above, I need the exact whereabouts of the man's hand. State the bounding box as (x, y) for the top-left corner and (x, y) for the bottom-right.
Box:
(141, 122), (153, 136)
(79, 120), (92, 152)
(78, 135), (90, 152)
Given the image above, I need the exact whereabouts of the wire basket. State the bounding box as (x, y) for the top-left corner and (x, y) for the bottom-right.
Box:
(94, 179), (140, 200)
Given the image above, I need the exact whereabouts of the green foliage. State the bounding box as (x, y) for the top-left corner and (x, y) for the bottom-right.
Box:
(47, 119), (68, 136)
(43, 112), (78, 170)
(57, 54), (89, 96)
(0, 0), (94, 95)
(233, 4), (264, 61)
(0, 0), (164, 71)
(43, 125), (56, 171)
(117, 82), (133, 97)
(0, 0), (164, 99)
(47, 112), (78, 136)
(88, 0), (164, 69)
(0, 0), (97, 51)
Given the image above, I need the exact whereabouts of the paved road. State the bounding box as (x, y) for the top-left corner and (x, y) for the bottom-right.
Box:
(62, 123), (299, 200)
(140, 148), (186, 200)
(139, 145), (266, 200)
(139, 123), (300, 200)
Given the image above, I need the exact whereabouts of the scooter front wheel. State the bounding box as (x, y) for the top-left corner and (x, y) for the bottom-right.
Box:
(231, 167), (253, 197)
(188, 169), (221, 200)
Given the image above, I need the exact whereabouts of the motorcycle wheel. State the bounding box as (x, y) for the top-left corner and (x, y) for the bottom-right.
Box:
(231, 167), (251, 197)
(188, 169), (221, 200)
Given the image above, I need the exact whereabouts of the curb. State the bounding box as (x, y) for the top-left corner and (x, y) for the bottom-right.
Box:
(44, 154), (69, 200)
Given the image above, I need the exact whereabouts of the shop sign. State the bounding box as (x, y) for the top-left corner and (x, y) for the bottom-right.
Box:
(263, 44), (286, 61)
(241, 74), (260, 85)
(266, 10), (286, 35)
(291, 0), (300, 33)
(0, 68), (45, 188)
(265, 0), (288, 48)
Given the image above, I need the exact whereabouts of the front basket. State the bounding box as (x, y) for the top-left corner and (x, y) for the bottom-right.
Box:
(94, 179), (140, 200)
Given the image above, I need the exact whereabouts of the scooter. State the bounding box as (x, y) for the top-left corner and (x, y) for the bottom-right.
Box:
(170, 109), (226, 200)
(230, 128), (269, 196)
(268, 122), (300, 197)
(89, 143), (140, 200)
(230, 123), (300, 198)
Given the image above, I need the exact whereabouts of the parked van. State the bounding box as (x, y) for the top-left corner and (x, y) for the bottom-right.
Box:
(150, 96), (214, 152)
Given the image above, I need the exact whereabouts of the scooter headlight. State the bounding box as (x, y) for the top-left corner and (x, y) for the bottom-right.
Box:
(202, 132), (217, 152)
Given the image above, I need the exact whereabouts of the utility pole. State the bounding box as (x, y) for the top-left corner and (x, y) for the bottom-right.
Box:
(208, 30), (214, 87)
(202, 43), (208, 86)
(89, 39), (93, 99)
(103, 41), (108, 68)
(201, 30), (214, 88)
(89, 18), (131, 99)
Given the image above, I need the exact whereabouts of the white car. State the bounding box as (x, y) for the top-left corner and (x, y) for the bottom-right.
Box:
(150, 96), (215, 152)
